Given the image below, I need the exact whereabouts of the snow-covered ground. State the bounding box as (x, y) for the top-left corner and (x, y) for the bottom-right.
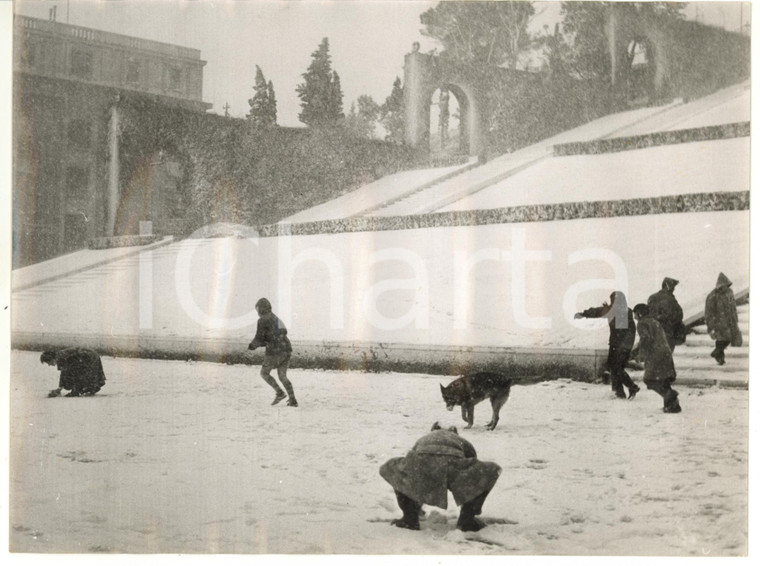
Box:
(612, 81), (749, 136)
(11, 237), (173, 290)
(12, 211), (749, 350)
(281, 161), (474, 223)
(9, 351), (748, 555)
(441, 137), (748, 212)
(289, 81), (747, 222)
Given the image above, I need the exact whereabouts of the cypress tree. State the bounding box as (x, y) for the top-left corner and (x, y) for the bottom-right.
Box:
(296, 38), (344, 126)
(247, 66), (277, 128)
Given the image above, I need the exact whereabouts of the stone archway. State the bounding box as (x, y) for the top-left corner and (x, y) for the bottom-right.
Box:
(607, 7), (672, 102)
(403, 46), (486, 157)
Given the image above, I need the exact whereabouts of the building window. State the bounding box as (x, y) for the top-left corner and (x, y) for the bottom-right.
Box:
(24, 41), (37, 68)
(126, 58), (140, 85)
(67, 120), (91, 148)
(65, 166), (89, 202)
(70, 49), (93, 79)
(168, 65), (182, 91)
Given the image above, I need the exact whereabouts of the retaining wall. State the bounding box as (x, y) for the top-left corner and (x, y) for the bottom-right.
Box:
(11, 332), (606, 384)
(553, 122), (749, 156)
(262, 191), (749, 237)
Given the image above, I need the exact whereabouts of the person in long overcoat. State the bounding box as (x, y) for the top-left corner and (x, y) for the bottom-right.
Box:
(379, 422), (501, 532)
(647, 277), (685, 351)
(41, 347), (106, 397)
(704, 272), (743, 366)
(633, 304), (681, 413)
(249, 297), (297, 406)
(575, 291), (640, 399)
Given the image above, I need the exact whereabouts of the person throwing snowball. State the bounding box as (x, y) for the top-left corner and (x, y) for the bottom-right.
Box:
(248, 297), (298, 407)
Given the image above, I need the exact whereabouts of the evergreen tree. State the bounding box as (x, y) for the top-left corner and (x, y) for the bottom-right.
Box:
(380, 77), (405, 143)
(329, 70), (344, 120)
(420, 1), (535, 69)
(266, 80), (277, 126)
(296, 38), (344, 126)
(344, 95), (379, 138)
(247, 66), (277, 128)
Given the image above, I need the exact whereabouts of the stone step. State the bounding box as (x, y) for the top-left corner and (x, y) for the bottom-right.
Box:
(690, 324), (748, 336)
(628, 367), (748, 388)
(682, 335), (749, 349)
(673, 345), (748, 359)
(672, 356), (748, 372)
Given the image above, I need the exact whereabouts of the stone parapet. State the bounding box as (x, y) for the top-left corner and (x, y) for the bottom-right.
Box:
(12, 332), (605, 383)
(553, 122), (749, 156)
(265, 191), (749, 237)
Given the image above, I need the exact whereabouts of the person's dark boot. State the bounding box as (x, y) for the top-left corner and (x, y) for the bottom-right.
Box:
(457, 492), (488, 532)
(627, 383), (640, 400)
(271, 391), (287, 405)
(391, 491), (421, 530)
(601, 370), (611, 385)
(663, 390), (681, 413)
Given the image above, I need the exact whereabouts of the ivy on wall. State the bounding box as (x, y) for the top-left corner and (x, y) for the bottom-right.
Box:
(115, 95), (417, 234)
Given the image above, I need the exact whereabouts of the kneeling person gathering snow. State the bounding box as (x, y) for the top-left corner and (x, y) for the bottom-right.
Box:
(379, 422), (501, 532)
(41, 347), (106, 397)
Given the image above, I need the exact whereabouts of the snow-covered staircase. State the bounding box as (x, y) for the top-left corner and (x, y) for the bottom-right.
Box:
(632, 301), (749, 388)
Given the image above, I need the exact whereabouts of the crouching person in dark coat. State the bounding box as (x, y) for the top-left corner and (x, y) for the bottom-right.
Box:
(41, 348), (106, 397)
(633, 304), (681, 413)
(379, 422), (501, 532)
(704, 272), (743, 366)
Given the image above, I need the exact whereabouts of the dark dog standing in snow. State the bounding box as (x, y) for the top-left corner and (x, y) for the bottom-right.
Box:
(440, 372), (512, 430)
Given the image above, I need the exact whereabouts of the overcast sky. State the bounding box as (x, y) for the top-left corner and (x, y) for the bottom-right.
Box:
(13, 1), (750, 127)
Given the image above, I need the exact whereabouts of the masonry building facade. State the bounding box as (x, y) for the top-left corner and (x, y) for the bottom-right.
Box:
(13, 15), (210, 267)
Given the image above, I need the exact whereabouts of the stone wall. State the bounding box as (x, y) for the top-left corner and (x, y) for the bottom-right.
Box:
(263, 191), (749, 238)
(12, 332), (605, 383)
(554, 122), (749, 157)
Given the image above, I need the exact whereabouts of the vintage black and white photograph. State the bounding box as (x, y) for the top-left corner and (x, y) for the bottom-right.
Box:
(6, 0), (752, 556)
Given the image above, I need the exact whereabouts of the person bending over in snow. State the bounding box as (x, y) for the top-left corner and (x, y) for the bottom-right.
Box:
(575, 291), (640, 400)
(633, 304), (682, 413)
(647, 277), (685, 352)
(248, 297), (298, 407)
(704, 272), (743, 366)
(41, 347), (106, 397)
(379, 422), (501, 532)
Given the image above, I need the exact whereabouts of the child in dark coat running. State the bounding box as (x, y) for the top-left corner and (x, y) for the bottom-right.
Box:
(633, 304), (682, 413)
(248, 298), (298, 407)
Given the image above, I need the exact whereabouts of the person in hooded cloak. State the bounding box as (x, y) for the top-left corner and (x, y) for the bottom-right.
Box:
(704, 273), (743, 366)
(575, 291), (640, 400)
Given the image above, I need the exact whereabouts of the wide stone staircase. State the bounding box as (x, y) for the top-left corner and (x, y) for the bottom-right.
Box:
(631, 301), (749, 388)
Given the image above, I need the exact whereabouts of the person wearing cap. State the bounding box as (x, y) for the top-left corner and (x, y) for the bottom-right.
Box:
(575, 291), (640, 400)
(40, 347), (106, 397)
(647, 277), (685, 352)
(248, 298), (298, 406)
(379, 422), (501, 532)
(704, 273), (743, 366)
(633, 303), (682, 413)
